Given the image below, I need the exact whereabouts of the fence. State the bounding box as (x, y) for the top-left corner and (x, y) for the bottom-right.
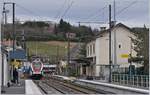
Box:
(112, 74), (149, 89)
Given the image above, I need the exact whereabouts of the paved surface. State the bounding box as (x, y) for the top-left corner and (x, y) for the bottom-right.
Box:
(25, 80), (42, 95)
(2, 79), (25, 94)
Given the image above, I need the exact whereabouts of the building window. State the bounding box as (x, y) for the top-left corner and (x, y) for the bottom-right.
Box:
(119, 44), (121, 49)
(87, 46), (89, 56)
(90, 45), (92, 56)
(93, 44), (95, 55)
(86, 47), (88, 56)
(89, 45), (90, 56)
(88, 46), (90, 56)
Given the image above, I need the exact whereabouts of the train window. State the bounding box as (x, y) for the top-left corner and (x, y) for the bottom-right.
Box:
(32, 62), (42, 69)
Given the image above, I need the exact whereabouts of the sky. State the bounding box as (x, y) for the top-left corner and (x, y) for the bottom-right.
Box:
(1, 0), (149, 29)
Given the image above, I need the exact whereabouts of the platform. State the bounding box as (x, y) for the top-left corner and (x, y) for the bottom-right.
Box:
(2, 79), (25, 94)
(25, 80), (42, 95)
(1, 79), (43, 95)
(52, 75), (149, 94)
(75, 79), (149, 94)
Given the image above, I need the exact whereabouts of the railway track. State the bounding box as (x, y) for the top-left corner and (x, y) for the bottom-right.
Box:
(34, 76), (108, 94)
(45, 77), (107, 94)
(43, 79), (90, 94)
(34, 80), (62, 94)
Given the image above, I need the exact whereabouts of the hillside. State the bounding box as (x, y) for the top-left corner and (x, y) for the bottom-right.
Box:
(26, 41), (78, 58)
(4, 20), (98, 42)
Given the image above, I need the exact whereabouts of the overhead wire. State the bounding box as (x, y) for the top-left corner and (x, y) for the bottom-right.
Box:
(116, 0), (146, 24)
(115, 0), (138, 16)
(85, 5), (107, 22)
(77, 0), (139, 27)
(61, 0), (74, 19)
(14, 0), (139, 27)
(110, 0), (138, 24)
(54, 0), (68, 19)
(83, 0), (138, 23)
(15, 3), (43, 19)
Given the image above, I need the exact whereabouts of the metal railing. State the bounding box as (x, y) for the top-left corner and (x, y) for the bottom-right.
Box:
(111, 74), (149, 89)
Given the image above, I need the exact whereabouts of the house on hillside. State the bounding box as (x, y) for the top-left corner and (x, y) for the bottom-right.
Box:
(77, 23), (143, 80)
(57, 43), (82, 76)
(66, 32), (76, 39)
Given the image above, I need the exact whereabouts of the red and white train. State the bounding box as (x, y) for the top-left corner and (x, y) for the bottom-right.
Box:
(30, 58), (44, 79)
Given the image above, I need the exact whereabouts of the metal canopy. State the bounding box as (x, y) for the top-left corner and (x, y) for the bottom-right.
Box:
(9, 49), (26, 60)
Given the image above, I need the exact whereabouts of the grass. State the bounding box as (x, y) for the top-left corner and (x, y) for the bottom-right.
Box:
(26, 41), (77, 58)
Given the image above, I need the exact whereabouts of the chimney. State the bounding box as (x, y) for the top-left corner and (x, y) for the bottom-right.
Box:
(111, 21), (116, 28)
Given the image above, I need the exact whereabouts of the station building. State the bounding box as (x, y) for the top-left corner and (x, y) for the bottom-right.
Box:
(77, 23), (143, 80)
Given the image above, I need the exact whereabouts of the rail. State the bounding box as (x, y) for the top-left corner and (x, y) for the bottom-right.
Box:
(34, 80), (48, 94)
(45, 76), (106, 94)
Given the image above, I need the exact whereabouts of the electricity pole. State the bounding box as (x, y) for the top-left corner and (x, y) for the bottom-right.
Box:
(12, 3), (15, 51)
(67, 32), (70, 76)
(78, 22), (80, 27)
(109, 4), (112, 83)
(4, 2), (16, 51)
(113, 0), (116, 23)
(1, 5), (5, 93)
(56, 45), (59, 74)
(3, 3), (15, 89)
(3, 4), (9, 25)
(21, 30), (26, 50)
(56, 45), (59, 63)
(114, 0), (117, 67)
(129, 37), (133, 76)
(0, 2), (2, 93)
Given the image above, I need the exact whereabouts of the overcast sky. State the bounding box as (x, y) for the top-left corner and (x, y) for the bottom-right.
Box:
(2, 0), (149, 29)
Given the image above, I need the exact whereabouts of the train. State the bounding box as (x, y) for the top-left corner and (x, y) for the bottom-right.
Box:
(30, 58), (44, 80)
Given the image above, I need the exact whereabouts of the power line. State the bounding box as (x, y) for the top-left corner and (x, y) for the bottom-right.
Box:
(61, 1), (74, 19)
(54, 0), (68, 19)
(77, 21), (105, 24)
(15, 3), (43, 20)
(116, 0), (138, 16)
(85, 5), (107, 21)
(85, 0), (138, 23)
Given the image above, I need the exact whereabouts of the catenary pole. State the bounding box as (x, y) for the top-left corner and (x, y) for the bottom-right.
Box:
(67, 31), (70, 76)
(114, 0), (117, 67)
(12, 3), (15, 51)
(0, 1), (2, 93)
(109, 4), (112, 83)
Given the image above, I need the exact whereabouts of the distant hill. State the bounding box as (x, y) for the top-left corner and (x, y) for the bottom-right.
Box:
(4, 19), (99, 42)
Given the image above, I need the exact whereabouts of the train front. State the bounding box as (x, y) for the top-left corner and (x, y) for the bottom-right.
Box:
(30, 58), (44, 80)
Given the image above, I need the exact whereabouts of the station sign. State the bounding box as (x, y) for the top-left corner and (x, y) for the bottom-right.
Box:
(121, 54), (129, 58)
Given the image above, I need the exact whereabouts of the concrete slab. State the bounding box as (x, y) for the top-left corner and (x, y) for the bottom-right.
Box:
(76, 79), (149, 94)
(25, 80), (42, 95)
(1, 79), (25, 94)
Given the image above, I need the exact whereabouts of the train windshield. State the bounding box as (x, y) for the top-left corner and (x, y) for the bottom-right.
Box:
(32, 62), (42, 69)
